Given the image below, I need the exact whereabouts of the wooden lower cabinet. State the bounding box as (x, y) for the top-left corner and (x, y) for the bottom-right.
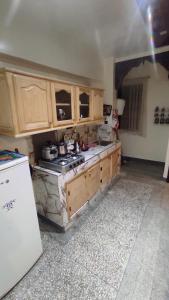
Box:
(66, 163), (100, 218)
(66, 172), (88, 218)
(100, 156), (112, 186)
(111, 147), (121, 177)
(66, 147), (121, 218)
(86, 163), (100, 199)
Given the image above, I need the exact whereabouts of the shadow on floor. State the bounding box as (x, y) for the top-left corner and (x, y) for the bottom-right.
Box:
(122, 157), (165, 181)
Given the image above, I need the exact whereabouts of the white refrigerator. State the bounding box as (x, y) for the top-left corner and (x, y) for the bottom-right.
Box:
(0, 151), (42, 299)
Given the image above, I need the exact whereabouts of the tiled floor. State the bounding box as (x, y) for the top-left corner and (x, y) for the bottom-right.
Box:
(3, 161), (169, 300)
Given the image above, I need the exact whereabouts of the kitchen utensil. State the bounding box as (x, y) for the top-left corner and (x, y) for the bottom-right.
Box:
(58, 141), (67, 156)
(41, 143), (58, 161)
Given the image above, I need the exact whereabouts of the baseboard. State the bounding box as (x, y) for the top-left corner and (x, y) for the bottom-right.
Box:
(122, 156), (165, 166)
(38, 214), (65, 233)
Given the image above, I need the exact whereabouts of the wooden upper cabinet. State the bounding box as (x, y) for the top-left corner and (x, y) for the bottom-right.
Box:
(0, 73), (14, 134)
(86, 163), (100, 199)
(92, 89), (104, 121)
(51, 82), (75, 126)
(76, 87), (92, 123)
(13, 74), (52, 132)
(0, 69), (104, 137)
(100, 156), (112, 186)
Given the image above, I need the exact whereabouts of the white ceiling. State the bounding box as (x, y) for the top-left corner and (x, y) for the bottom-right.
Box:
(0, 0), (150, 79)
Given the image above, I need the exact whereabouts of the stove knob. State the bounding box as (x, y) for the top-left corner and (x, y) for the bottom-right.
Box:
(69, 165), (72, 169)
(73, 163), (77, 167)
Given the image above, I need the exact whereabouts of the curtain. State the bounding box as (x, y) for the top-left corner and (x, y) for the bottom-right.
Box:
(119, 79), (146, 134)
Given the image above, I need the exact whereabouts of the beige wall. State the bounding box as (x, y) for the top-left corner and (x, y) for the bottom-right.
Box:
(120, 61), (169, 162)
(0, 135), (34, 163)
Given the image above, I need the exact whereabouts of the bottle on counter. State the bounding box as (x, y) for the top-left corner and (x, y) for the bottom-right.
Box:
(74, 140), (80, 154)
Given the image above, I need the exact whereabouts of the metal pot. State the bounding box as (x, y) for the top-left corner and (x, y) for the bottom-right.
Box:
(42, 144), (58, 161)
(58, 142), (67, 156)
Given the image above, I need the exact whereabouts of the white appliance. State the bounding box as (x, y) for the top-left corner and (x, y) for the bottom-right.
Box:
(0, 151), (42, 299)
(117, 98), (125, 116)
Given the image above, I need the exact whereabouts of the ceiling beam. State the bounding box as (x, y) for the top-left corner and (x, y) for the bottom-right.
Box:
(115, 45), (169, 63)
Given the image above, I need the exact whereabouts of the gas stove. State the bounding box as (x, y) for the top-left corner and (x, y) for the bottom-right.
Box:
(39, 153), (85, 173)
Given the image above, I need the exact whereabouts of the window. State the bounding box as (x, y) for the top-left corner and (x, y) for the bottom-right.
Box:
(118, 78), (147, 135)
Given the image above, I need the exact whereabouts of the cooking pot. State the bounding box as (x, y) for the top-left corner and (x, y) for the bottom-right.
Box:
(42, 144), (58, 161)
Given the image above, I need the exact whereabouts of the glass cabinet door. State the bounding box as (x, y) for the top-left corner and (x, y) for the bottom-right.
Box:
(51, 83), (75, 126)
(76, 87), (92, 122)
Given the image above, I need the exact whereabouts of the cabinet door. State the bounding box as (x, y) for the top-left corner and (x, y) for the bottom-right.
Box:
(13, 74), (52, 132)
(66, 173), (88, 217)
(92, 89), (104, 121)
(76, 87), (92, 123)
(111, 148), (121, 177)
(100, 156), (112, 186)
(51, 82), (75, 126)
(0, 73), (13, 133)
(86, 163), (100, 199)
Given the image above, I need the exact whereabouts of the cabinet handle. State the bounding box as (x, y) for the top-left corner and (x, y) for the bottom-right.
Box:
(100, 167), (102, 171)
(69, 206), (72, 212)
(100, 179), (102, 183)
(68, 191), (70, 196)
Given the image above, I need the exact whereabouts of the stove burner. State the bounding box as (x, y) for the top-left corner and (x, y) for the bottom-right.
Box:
(72, 156), (77, 160)
(39, 154), (85, 173)
(59, 160), (67, 166)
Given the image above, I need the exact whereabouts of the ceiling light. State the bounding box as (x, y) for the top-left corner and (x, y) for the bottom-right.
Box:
(147, 6), (152, 23)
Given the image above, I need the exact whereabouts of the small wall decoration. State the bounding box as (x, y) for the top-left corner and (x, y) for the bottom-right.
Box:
(103, 104), (112, 116)
(154, 106), (169, 125)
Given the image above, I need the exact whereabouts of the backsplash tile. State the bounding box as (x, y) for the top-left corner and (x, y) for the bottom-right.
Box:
(32, 125), (98, 163)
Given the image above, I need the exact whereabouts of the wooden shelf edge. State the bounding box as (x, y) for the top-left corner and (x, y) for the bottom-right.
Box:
(1, 119), (104, 138)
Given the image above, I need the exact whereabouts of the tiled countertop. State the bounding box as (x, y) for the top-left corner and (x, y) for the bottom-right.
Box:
(81, 142), (118, 161)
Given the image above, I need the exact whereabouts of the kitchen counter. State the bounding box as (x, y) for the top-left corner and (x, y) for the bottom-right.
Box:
(33, 141), (121, 230)
(82, 143), (118, 161)
(34, 142), (118, 177)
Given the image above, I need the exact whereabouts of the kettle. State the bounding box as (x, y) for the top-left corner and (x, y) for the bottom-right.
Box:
(42, 143), (58, 161)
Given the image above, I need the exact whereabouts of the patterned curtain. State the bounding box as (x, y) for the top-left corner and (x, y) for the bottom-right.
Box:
(120, 82), (144, 132)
